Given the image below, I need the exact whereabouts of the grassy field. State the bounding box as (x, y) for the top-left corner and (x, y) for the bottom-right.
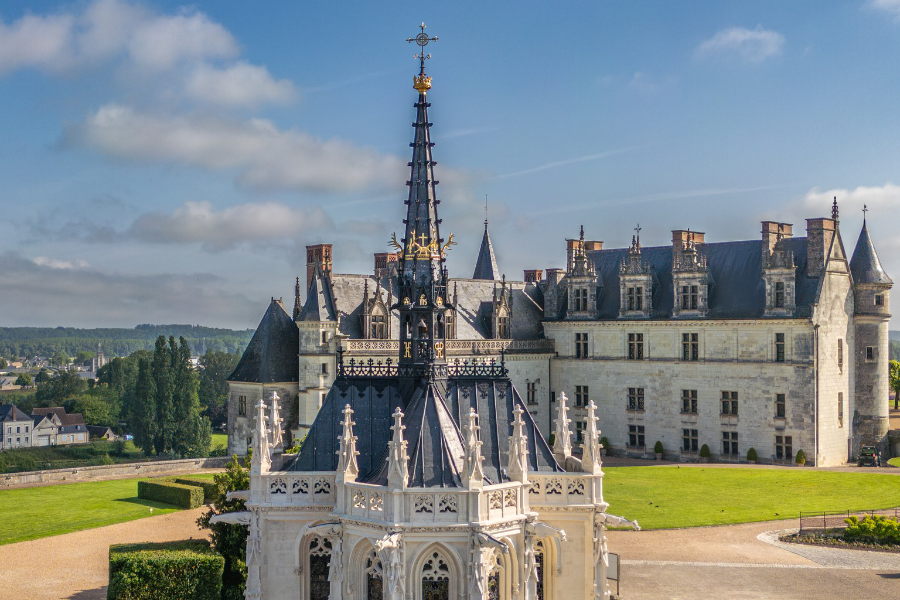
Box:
(210, 433), (227, 452)
(888, 457), (900, 467)
(603, 466), (900, 529)
(0, 473), (216, 545)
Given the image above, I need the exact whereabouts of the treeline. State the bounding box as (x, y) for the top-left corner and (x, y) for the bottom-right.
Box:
(891, 340), (900, 362)
(8, 338), (242, 458)
(0, 325), (253, 358)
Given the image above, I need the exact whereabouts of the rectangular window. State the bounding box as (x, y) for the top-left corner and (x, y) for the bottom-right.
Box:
(682, 428), (698, 452)
(866, 346), (875, 361)
(321, 331), (328, 344)
(575, 332), (589, 359)
(25, 426), (29, 433)
(575, 421), (585, 443)
(498, 316), (510, 339)
(371, 314), (386, 339)
(238, 396), (247, 417)
(775, 435), (793, 460)
(681, 389), (698, 414)
(838, 339), (843, 372)
(321, 363), (328, 375)
(527, 382), (537, 405)
(775, 393), (786, 418)
(681, 285), (699, 310)
(627, 387), (645, 411)
(774, 281), (785, 308)
(16, 426), (20, 434)
(574, 288), (588, 311)
(628, 425), (645, 448)
(575, 385), (589, 407)
(682, 333), (699, 361)
(875, 294), (884, 306)
(775, 333), (785, 362)
(627, 333), (644, 360)
(627, 286), (643, 311)
(722, 431), (739, 456)
(721, 391), (738, 415)
(838, 392), (843, 427)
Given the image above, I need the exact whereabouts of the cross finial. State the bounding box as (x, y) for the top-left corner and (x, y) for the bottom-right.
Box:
(863, 203), (868, 224)
(484, 194), (489, 228)
(832, 196), (839, 222)
(407, 22), (438, 73)
(634, 223), (641, 246)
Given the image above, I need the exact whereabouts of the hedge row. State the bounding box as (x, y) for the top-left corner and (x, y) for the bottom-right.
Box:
(108, 540), (224, 600)
(137, 480), (203, 509)
(173, 478), (220, 503)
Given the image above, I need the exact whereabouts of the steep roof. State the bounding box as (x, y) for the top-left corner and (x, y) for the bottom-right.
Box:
(472, 223), (500, 280)
(31, 407), (85, 426)
(228, 299), (299, 384)
(0, 404), (31, 422)
(298, 268), (337, 322)
(850, 221), (892, 285)
(551, 237), (820, 320)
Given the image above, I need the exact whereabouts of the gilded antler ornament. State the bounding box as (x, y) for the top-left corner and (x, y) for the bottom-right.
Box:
(388, 232), (403, 252)
(441, 232), (457, 254)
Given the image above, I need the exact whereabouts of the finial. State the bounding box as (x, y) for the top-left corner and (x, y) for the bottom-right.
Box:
(579, 224), (585, 242)
(863, 203), (868, 224)
(484, 194), (489, 228)
(832, 196), (839, 222)
(634, 223), (641, 246)
(407, 22), (438, 93)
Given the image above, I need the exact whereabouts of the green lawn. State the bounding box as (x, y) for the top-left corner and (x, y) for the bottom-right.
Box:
(210, 433), (227, 451)
(604, 466), (900, 529)
(888, 457), (900, 468)
(0, 473), (216, 545)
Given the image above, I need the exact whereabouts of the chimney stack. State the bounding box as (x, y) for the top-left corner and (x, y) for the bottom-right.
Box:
(806, 218), (836, 277)
(305, 244), (332, 291)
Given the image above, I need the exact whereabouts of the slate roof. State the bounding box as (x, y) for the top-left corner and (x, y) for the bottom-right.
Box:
(850, 222), (892, 285)
(473, 224), (500, 280)
(32, 407), (85, 426)
(298, 269), (336, 322)
(551, 237), (821, 320)
(0, 404), (30, 422)
(229, 299), (299, 384)
(302, 274), (545, 341)
(282, 375), (561, 485)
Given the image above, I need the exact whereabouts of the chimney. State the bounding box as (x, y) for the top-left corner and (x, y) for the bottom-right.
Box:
(523, 269), (543, 283)
(806, 218), (836, 277)
(761, 221), (793, 256)
(565, 238), (582, 272)
(306, 244), (332, 290)
(672, 230), (705, 251)
(584, 241), (603, 252)
(374, 252), (399, 279)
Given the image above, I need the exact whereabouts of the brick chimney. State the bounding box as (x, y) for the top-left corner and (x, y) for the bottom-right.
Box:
(306, 244), (332, 290)
(374, 252), (399, 279)
(523, 269), (543, 283)
(806, 218), (836, 277)
(672, 230), (705, 251)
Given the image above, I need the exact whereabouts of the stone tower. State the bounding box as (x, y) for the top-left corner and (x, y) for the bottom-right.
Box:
(849, 211), (893, 453)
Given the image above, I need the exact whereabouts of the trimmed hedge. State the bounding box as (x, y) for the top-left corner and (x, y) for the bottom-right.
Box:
(173, 478), (220, 503)
(108, 539), (224, 600)
(137, 480), (203, 509)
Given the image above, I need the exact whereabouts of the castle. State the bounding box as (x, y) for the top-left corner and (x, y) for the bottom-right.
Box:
(227, 54), (892, 473)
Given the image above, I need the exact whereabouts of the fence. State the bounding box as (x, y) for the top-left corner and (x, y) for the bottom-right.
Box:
(798, 508), (900, 534)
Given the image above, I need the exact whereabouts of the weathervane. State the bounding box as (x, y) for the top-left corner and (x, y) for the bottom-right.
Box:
(863, 203), (868, 223)
(407, 22), (438, 93)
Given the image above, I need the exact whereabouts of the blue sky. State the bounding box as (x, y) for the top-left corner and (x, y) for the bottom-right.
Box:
(1, 0), (899, 328)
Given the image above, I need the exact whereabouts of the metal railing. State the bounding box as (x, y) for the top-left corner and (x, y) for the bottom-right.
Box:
(798, 509), (900, 534)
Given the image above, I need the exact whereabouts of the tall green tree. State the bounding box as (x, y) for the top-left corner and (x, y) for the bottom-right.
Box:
(14, 373), (32, 389)
(127, 358), (157, 456)
(199, 351), (240, 426)
(890, 359), (900, 410)
(150, 336), (176, 455)
(35, 369), (88, 405)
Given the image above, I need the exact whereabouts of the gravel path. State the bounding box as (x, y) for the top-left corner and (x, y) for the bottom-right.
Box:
(758, 528), (900, 569)
(0, 507), (209, 600)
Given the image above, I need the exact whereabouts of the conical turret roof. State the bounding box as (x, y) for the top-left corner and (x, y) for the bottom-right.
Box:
(228, 299), (299, 383)
(850, 221), (892, 285)
(473, 222), (500, 280)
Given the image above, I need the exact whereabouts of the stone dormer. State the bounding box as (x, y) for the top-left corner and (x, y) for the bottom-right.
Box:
(361, 278), (392, 339)
(761, 221), (796, 317)
(566, 226), (601, 319)
(491, 275), (512, 338)
(671, 230), (712, 318)
(618, 235), (654, 319)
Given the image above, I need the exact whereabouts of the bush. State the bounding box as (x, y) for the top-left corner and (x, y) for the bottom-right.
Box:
(844, 515), (900, 545)
(137, 480), (203, 509)
(599, 437), (610, 449)
(795, 449), (807, 465)
(699, 444), (711, 458)
(548, 433), (555, 447)
(746, 448), (758, 462)
(108, 539), (224, 600)
(653, 441), (664, 454)
(173, 478), (220, 503)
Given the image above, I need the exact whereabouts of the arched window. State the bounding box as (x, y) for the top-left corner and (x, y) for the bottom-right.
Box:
(364, 550), (383, 600)
(421, 551), (451, 600)
(308, 536), (332, 600)
(487, 551), (501, 600)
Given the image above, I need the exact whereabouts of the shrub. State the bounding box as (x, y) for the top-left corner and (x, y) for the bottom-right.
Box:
(599, 437), (610, 449)
(174, 478), (220, 503)
(137, 480), (203, 509)
(843, 515), (900, 545)
(653, 441), (664, 454)
(699, 444), (711, 458)
(795, 449), (807, 465)
(547, 433), (555, 447)
(108, 539), (224, 600)
(746, 448), (758, 462)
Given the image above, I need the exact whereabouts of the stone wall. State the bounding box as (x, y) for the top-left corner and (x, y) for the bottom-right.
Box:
(227, 381), (300, 456)
(0, 456), (229, 488)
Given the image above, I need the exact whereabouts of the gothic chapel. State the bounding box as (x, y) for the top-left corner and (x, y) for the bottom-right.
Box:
(216, 26), (636, 600)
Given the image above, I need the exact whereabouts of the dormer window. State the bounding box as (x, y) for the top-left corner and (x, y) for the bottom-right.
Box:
(371, 314), (386, 339)
(498, 315), (510, 339)
(680, 285), (699, 310)
(627, 287), (643, 311)
(573, 288), (588, 312)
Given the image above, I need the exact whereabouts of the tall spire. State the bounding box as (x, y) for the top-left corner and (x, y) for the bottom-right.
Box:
(392, 23), (452, 377)
(850, 214), (893, 285)
(473, 217), (500, 280)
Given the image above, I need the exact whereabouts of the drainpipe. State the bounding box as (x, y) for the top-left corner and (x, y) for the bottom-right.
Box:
(814, 324), (820, 466)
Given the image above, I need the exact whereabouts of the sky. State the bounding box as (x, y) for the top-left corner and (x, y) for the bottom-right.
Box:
(1, 0), (900, 329)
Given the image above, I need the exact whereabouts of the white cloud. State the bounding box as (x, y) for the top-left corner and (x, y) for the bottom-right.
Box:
(870, 0), (900, 17)
(67, 104), (405, 193)
(695, 26), (785, 64)
(127, 200), (333, 251)
(125, 9), (238, 70)
(803, 182), (900, 216)
(186, 62), (297, 107)
(32, 256), (90, 270)
(0, 13), (75, 73)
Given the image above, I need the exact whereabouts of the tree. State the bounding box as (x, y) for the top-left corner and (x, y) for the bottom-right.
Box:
(199, 351), (240, 426)
(35, 369), (87, 405)
(150, 336), (176, 455)
(34, 369), (51, 385)
(890, 359), (900, 410)
(74, 351), (95, 366)
(14, 373), (32, 389)
(51, 350), (70, 367)
(0, 357), (8, 369)
(126, 358), (157, 456)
